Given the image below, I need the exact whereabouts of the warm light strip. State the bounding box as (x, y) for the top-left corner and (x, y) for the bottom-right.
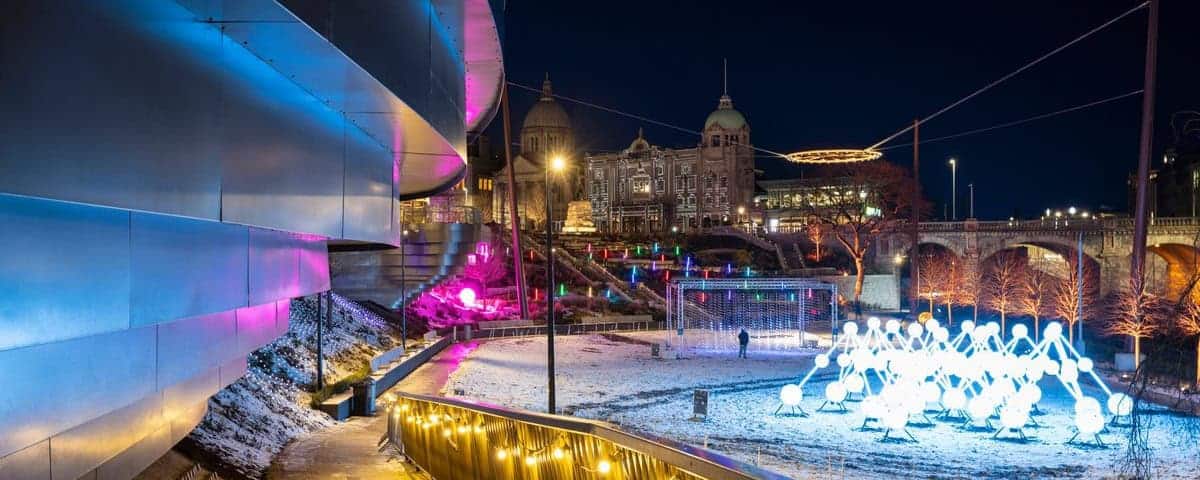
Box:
(783, 149), (882, 164)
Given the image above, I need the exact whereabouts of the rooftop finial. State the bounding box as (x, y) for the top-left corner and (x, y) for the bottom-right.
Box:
(638, 127), (644, 139)
(723, 58), (727, 96)
(541, 73), (553, 99)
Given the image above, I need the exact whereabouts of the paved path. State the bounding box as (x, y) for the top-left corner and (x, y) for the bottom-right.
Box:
(266, 341), (480, 479)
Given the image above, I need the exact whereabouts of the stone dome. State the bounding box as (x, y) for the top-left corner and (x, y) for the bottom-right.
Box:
(522, 78), (570, 131)
(704, 94), (747, 130)
(628, 128), (650, 151)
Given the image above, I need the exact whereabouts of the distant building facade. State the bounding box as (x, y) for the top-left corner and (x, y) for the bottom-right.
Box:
(586, 91), (754, 233)
(759, 177), (882, 233)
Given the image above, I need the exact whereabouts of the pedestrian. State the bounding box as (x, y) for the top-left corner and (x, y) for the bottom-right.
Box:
(737, 328), (750, 358)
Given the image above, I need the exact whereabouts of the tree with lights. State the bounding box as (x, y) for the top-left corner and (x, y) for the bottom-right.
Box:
(1104, 276), (1166, 371)
(1051, 256), (1097, 344)
(1174, 297), (1200, 386)
(796, 161), (920, 305)
(983, 250), (1025, 338)
(806, 218), (825, 262)
(958, 260), (983, 323)
(1017, 269), (1054, 342)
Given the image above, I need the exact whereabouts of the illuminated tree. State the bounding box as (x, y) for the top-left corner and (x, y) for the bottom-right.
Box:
(957, 261), (983, 323)
(1104, 276), (1167, 371)
(1017, 270), (1054, 342)
(1175, 297), (1200, 386)
(797, 161), (921, 305)
(1051, 256), (1097, 344)
(983, 250), (1025, 338)
(917, 250), (960, 325)
(807, 219), (825, 261)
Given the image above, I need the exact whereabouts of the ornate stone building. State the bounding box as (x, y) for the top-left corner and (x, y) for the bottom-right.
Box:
(492, 76), (583, 230)
(586, 90), (755, 233)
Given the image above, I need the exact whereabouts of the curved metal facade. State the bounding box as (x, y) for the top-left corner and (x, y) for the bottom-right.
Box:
(0, 0), (503, 477)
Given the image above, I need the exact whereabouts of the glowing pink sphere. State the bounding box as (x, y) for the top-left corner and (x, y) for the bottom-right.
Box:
(458, 287), (478, 307)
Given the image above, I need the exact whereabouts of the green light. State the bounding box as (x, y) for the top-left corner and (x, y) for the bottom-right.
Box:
(559, 283), (566, 296)
(674, 245), (680, 256)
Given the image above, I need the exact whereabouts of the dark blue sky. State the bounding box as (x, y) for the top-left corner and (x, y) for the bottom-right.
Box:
(488, 0), (1198, 220)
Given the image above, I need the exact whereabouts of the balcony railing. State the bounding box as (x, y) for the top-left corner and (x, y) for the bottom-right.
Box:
(381, 392), (789, 480)
(399, 203), (481, 226)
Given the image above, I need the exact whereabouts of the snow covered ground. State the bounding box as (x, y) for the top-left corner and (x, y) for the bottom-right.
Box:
(445, 331), (1200, 479)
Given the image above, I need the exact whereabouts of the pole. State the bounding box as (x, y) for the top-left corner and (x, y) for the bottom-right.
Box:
(316, 293), (324, 390)
(968, 183), (975, 219)
(400, 227), (408, 351)
(545, 165), (557, 414)
(1076, 230), (1085, 353)
(1130, 0), (1159, 288)
(950, 159), (957, 220)
(910, 119), (920, 315)
(501, 84), (530, 319)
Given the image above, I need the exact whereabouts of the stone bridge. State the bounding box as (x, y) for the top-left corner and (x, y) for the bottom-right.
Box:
(875, 217), (1200, 298)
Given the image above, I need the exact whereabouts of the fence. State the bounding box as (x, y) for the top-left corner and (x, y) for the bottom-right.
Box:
(381, 392), (790, 480)
(468, 320), (662, 340)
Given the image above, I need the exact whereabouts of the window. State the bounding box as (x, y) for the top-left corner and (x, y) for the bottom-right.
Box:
(710, 136), (720, 147)
(655, 179), (664, 192)
(529, 137), (539, 151)
(720, 176), (728, 188)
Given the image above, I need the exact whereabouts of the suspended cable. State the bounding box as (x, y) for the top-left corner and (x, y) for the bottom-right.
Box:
(869, 1), (1148, 150)
(506, 81), (792, 158)
(878, 89), (1143, 150)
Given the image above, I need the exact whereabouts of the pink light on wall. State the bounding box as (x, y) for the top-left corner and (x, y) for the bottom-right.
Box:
(458, 287), (478, 307)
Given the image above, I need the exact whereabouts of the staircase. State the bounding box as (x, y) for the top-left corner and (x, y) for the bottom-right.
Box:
(708, 226), (790, 271)
(330, 221), (486, 309)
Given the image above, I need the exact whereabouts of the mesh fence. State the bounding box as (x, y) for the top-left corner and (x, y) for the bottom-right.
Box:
(666, 279), (837, 354)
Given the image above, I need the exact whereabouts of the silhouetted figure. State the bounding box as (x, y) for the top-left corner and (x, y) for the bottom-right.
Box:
(738, 328), (750, 358)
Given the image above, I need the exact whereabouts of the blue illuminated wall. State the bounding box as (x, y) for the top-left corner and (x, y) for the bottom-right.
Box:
(0, 0), (498, 478)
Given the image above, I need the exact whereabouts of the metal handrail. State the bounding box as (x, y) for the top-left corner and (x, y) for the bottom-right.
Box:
(383, 392), (790, 480)
(399, 203), (481, 225)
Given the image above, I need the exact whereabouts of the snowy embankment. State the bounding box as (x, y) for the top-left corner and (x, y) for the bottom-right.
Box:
(445, 332), (1200, 480)
(184, 294), (400, 479)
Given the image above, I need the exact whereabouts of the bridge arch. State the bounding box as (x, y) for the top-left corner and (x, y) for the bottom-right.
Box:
(1145, 242), (1200, 299)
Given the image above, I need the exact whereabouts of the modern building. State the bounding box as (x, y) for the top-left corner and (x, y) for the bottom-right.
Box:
(585, 89), (755, 233)
(492, 76), (585, 231)
(0, 1), (503, 477)
(759, 177), (882, 233)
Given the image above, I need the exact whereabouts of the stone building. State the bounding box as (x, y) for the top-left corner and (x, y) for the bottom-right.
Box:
(586, 89), (755, 233)
(492, 76), (583, 230)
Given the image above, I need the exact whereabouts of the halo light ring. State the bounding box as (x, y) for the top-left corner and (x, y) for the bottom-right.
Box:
(785, 149), (883, 164)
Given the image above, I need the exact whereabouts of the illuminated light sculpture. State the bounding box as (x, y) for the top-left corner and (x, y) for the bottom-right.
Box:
(784, 149), (883, 164)
(458, 287), (478, 308)
(785, 317), (1123, 445)
(775, 384), (808, 416)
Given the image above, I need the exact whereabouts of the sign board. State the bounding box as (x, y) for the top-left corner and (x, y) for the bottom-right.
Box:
(692, 389), (709, 420)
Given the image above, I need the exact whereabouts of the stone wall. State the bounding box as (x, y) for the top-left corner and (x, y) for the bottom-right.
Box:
(818, 274), (901, 311)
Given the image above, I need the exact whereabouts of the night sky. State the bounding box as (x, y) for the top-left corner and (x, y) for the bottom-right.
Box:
(486, 0), (1198, 221)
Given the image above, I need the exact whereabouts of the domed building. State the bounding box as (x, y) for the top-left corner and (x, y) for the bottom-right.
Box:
(585, 81), (755, 233)
(493, 75), (583, 230)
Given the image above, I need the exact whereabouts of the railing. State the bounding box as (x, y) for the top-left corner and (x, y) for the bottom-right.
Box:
(470, 320), (661, 339)
(884, 216), (1200, 233)
(381, 393), (789, 480)
(399, 203), (481, 226)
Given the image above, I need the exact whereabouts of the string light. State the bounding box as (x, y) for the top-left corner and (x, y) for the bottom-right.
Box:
(784, 149), (882, 164)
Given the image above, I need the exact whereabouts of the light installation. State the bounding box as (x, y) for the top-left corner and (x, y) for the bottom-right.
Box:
(782, 317), (1128, 445)
(784, 149), (883, 164)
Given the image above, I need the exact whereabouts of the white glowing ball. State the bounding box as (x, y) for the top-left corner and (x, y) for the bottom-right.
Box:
(1026, 366), (1045, 382)
(1060, 359), (1079, 383)
(1012, 324), (1028, 339)
(968, 396), (994, 421)
(780, 384), (803, 406)
(836, 353), (852, 368)
(814, 354), (830, 369)
(862, 396), (884, 420)
(1075, 397), (1102, 417)
(973, 324), (990, 338)
(933, 327), (950, 342)
(1018, 383), (1042, 405)
(927, 319), (941, 331)
(867, 316), (881, 329)
(825, 382), (848, 403)
(942, 388), (967, 410)
(844, 374), (865, 394)
(907, 322), (924, 338)
(1076, 409), (1105, 435)
(986, 322), (1001, 336)
(1045, 322), (1063, 341)
(883, 408), (909, 430)
(920, 382), (941, 403)
(885, 319), (901, 334)
(961, 320), (976, 332)
(1108, 393), (1134, 416)
(843, 321), (859, 336)
(1043, 359), (1060, 376)
(1078, 357), (1094, 373)
(1000, 404), (1030, 429)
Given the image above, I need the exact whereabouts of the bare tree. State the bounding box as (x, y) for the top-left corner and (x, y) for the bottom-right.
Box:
(1176, 297), (1200, 387)
(958, 261), (983, 323)
(917, 251), (948, 315)
(1017, 270), (1054, 342)
(1105, 276), (1167, 371)
(1050, 256), (1097, 345)
(796, 161), (922, 305)
(983, 250), (1025, 338)
(806, 219), (824, 261)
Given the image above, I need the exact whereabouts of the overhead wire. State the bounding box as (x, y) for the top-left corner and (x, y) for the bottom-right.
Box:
(869, 1), (1149, 150)
(877, 89), (1144, 151)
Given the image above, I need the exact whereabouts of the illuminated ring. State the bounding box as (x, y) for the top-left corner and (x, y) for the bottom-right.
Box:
(784, 149), (882, 164)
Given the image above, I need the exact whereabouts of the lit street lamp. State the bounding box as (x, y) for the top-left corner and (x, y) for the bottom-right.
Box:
(545, 154), (566, 414)
(948, 158), (957, 220)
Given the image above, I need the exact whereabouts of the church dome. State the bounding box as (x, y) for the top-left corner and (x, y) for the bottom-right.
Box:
(627, 128), (650, 151)
(522, 78), (570, 131)
(704, 94), (747, 130)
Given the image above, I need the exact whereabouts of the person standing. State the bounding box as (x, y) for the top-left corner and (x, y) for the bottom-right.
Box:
(737, 328), (750, 358)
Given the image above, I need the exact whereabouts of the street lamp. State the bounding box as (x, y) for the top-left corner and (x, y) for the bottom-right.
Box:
(948, 158), (957, 220)
(400, 228), (410, 352)
(892, 254), (905, 312)
(545, 154), (565, 414)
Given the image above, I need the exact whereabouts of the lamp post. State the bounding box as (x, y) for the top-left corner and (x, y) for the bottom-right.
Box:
(400, 227), (409, 352)
(546, 154), (565, 414)
(948, 158), (957, 221)
(893, 254), (905, 313)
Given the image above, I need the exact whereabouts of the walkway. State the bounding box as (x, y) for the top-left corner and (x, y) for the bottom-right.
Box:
(266, 341), (481, 479)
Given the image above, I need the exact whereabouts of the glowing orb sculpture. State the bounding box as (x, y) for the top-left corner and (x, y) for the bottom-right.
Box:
(458, 287), (477, 307)
(784, 149), (883, 164)
(782, 317), (1124, 444)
